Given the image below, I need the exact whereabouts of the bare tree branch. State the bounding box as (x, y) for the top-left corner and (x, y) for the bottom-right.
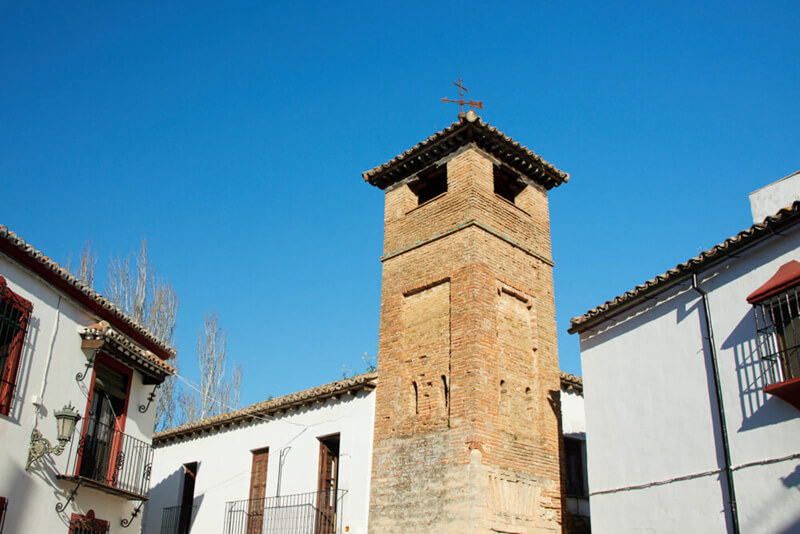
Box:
(66, 240), (98, 288)
(106, 239), (179, 432)
(180, 313), (242, 423)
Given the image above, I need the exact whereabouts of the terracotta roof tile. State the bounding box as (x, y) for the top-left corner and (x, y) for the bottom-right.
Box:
(80, 321), (175, 378)
(363, 111), (569, 191)
(560, 372), (583, 394)
(154, 372), (377, 445)
(0, 225), (176, 358)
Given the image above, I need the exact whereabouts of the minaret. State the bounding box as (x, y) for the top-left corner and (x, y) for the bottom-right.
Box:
(364, 110), (569, 533)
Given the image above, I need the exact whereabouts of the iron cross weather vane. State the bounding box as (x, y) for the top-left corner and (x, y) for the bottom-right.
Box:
(441, 79), (483, 114)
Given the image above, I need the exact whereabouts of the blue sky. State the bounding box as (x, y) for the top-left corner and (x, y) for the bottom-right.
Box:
(2, 1), (798, 407)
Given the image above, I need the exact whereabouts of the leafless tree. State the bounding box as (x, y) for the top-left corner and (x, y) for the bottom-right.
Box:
(106, 240), (179, 431)
(181, 313), (242, 422)
(66, 240), (98, 288)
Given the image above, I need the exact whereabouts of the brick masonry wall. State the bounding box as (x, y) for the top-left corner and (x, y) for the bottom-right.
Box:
(369, 147), (563, 533)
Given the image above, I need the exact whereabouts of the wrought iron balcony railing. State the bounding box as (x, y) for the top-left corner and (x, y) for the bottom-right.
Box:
(160, 504), (199, 534)
(60, 417), (154, 500)
(224, 490), (347, 534)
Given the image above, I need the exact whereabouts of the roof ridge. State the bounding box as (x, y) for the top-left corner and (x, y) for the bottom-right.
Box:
(0, 225), (176, 357)
(569, 200), (800, 333)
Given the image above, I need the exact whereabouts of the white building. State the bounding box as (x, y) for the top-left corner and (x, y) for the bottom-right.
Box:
(143, 373), (586, 534)
(570, 174), (800, 533)
(0, 225), (176, 533)
(144, 373), (377, 534)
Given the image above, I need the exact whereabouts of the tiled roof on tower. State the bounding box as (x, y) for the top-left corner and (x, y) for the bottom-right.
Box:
(363, 110), (569, 191)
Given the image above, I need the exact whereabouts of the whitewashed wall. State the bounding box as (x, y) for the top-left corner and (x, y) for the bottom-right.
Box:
(579, 226), (800, 533)
(561, 389), (585, 438)
(143, 389), (375, 534)
(750, 170), (800, 223)
(0, 254), (159, 533)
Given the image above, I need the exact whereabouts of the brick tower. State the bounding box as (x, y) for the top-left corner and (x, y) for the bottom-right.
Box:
(364, 111), (569, 533)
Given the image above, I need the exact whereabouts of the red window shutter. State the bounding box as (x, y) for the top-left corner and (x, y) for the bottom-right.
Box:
(246, 449), (269, 534)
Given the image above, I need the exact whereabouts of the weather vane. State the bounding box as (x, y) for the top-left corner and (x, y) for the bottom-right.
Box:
(441, 79), (483, 114)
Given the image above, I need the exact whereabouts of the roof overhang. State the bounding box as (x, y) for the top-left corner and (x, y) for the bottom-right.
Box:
(570, 201), (800, 334)
(80, 322), (175, 384)
(0, 225), (176, 361)
(362, 111), (569, 191)
(746, 260), (800, 304)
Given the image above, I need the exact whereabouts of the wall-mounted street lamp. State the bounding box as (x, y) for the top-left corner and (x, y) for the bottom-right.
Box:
(26, 403), (81, 470)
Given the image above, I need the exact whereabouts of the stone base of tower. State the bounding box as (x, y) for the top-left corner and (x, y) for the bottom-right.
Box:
(368, 432), (561, 533)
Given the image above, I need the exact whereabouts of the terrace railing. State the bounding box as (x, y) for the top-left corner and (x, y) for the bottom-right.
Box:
(224, 490), (347, 534)
(61, 417), (154, 499)
(160, 504), (199, 534)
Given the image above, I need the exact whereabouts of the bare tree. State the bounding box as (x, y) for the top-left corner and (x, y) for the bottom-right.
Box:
(106, 240), (179, 431)
(181, 313), (242, 423)
(66, 240), (98, 288)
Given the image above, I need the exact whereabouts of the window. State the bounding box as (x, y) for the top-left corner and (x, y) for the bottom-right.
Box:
(749, 261), (800, 409)
(564, 437), (588, 498)
(247, 449), (268, 534)
(0, 277), (32, 416)
(316, 434), (340, 534)
(78, 355), (132, 487)
(178, 462), (198, 534)
(409, 167), (447, 205)
(494, 166), (525, 204)
(753, 289), (800, 385)
(69, 510), (109, 534)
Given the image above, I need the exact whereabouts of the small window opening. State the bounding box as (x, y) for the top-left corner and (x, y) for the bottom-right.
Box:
(177, 462), (198, 534)
(409, 167), (447, 205)
(564, 438), (588, 498)
(412, 381), (419, 415)
(494, 166), (525, 204)
(441, 375), (449, 409)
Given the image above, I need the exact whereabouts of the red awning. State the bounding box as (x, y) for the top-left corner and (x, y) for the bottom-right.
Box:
(747, 260), (800, 304)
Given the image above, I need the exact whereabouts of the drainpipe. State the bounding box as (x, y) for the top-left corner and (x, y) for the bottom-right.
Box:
(33, 295), (62, 425)
(691, 273), (740, 534)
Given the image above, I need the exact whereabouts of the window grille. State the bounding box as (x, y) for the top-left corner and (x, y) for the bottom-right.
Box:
(753, 287), (800, 387)
(0, 277), (33, 416)
(69, 510), (109, 534)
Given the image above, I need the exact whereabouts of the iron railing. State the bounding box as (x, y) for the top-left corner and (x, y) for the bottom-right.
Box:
(63, 417), (154, 498)
(753, 289), (800, 387)
(161, 504), (198, 534)
(224, 490), (347, 534)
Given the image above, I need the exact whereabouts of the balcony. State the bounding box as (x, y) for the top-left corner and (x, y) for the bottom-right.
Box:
(224, 490), (347, 534)
(160, 504), (198, 534)
(58, 417), (154, 500)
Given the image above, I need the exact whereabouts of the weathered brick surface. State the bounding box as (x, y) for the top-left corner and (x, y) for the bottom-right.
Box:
(369, 147), (563, 533)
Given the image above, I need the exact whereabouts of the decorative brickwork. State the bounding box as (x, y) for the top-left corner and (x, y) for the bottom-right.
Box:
(368, 138), (564, 532)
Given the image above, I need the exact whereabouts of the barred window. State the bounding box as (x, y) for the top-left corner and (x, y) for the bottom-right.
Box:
(0, 277), (33, 416)
(753, 289), (800, 385)
(69, 510), (109, 534)
(749, 261), (800, 389)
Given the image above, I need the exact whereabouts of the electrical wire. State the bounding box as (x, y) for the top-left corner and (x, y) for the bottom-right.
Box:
(172, 372), (308, 429)
(590, 451), (800, 497)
